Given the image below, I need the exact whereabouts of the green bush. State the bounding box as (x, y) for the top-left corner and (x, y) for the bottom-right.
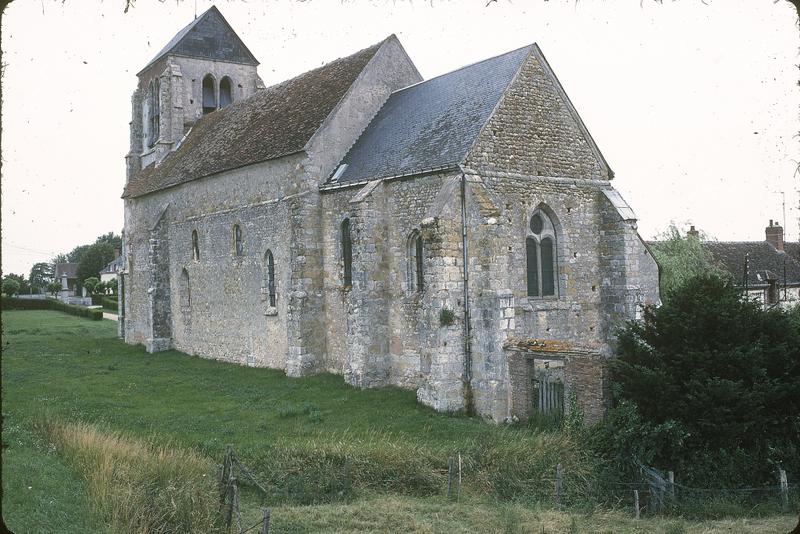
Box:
(102, 297), (118, 312)
(606, 274), (800, 486)
(2, 297), (102, 320)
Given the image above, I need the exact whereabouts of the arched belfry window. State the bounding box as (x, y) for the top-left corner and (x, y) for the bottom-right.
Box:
(526, 209), (558, 297)
(265, 250), (276, 307)
(192, 230), (200, 261)
(408, 230), (424, 292)
(233, 224), (243, 256)
(219, 76), (233, 108)
(151, 78), (160, 146)
(341, 218), (352, 287)
(202, 74), (216, 114)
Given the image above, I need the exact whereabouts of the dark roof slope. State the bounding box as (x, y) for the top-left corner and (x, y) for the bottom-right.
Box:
(54, 263), (78, 279)
(702, 241), (800, 287)
(124, 40), (386, 199)
(138, 6), (258, 75)
(325, 45), (533, 187)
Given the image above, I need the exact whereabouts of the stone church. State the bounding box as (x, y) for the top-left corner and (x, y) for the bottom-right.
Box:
(121, 6), (660, 423)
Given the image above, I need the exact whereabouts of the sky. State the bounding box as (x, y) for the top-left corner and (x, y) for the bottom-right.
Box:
(1, 0), (798, 277)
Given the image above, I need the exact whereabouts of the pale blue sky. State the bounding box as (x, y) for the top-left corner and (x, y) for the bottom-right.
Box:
(2, 0), (798, 276)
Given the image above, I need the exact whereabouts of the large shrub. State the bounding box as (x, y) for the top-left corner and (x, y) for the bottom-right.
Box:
(605, 275), (800, 485)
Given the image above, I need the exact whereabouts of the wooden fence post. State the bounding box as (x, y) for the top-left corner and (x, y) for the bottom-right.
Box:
(779, 469), (788, 512)
(260, 507), (271, 534)
(633, 489), (640, 519)
(555, 463), (563, 511)
(457, 453), (462, 502)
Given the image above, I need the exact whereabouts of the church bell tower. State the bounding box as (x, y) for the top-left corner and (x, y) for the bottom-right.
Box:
(126, 5), (263, 182)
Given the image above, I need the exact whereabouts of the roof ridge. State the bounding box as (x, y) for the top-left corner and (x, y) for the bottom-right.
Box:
(391, 43), (534, 96)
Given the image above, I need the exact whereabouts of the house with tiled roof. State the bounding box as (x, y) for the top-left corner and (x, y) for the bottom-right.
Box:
(120, 6), (659, 423)
(701, 221), (800, 309)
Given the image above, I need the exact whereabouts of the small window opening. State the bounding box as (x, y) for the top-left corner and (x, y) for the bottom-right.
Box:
(233, 224), (243, 256)
(341, 218), (352, 287)
(219, 76), (233, 108)
(202, 74), (216, 114)
(265, 250), (276, 307)
(408, 230), (424, 292)
(192, 230), (200, 261)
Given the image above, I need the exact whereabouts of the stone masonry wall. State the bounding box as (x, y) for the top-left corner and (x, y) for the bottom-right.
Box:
(464, 47), (609, 181)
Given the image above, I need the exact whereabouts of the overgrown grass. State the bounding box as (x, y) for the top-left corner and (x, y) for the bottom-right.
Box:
(36, 419), (220, 533)
(3, 310), (797, 531)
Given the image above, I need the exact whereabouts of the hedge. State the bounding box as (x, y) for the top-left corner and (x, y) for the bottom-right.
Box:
(102, 297), (118, 311)
(2, 297), (103, 320)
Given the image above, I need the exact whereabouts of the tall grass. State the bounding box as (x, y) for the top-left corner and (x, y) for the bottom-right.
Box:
(38, 419), (220, 533)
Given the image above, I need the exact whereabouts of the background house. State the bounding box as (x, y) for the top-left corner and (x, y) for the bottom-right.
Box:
(702, 221), (800, 309)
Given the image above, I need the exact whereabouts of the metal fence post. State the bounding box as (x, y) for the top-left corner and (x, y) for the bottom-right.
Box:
(633, 489), (640, 519)
(260, 507), (271, 534)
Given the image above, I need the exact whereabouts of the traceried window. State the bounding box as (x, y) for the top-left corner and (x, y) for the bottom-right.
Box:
(341, 218), (352, 287)
(202, 74), (216, 114)
(219, 76), (233, 108)
(192, 230), (200, 261)
(233, 224), (243, 256)
(407, 230), (424, 292)
(526, 209), (558, 297)
(265, 250), (276, 308)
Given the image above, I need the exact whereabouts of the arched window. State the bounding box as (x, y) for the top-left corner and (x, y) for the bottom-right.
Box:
(341, 218), (352, 287)
(233, 224), (243, 256)
(192, 230), (200, 261)
(265, 250), (276, 307)
(407, 230), (424, 292)
(219, 76), (233, 108)
(150, 78), (160, 146)
(202, 74), (216, 114)
(526, 209), (558, 297)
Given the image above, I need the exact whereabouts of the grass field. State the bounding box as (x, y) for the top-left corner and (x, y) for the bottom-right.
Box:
(2, 310), (797, 533)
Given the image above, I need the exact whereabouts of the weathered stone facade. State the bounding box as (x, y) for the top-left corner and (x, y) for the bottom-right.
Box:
(121, 8), (659, 424)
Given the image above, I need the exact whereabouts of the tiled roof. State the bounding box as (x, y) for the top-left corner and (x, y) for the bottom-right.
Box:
(702, 241), (800, 287)
(323, 45), (533, 187)
(138, 6), (258, 75)
(54, 263), (78, 280)
(123, 39), (386, 199)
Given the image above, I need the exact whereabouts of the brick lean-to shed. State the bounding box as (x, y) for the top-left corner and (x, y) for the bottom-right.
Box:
(121, 6), (660, 423)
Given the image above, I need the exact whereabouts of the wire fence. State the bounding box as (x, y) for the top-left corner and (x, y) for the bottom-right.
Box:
(217, 445), (799, 531)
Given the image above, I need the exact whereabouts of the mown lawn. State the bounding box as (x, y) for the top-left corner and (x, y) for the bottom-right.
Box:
(2, 310), (797, 533)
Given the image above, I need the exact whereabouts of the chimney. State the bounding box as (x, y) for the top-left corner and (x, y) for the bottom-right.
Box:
(687, 225), (699, 239)
(765, 220), (784, 252)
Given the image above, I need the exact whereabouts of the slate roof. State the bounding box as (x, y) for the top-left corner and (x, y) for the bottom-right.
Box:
(138, 6), (258, 75)
(702, 241), (800, 287)
(100, 256), (124, 275)
(324, 45), (533, 187)
(54, 263), (78, 280)
(123, 39), (386, 199)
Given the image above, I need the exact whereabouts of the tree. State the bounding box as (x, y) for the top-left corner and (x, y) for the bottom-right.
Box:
(2, 278), (21, 296)
(47, 281), (62, 296)
(3, 273), (29, 295)
(76, 243), (115, 288)
(648, 224), (730, 297)
(29, 262), (54, 292)
(609, 274), (800, 484)
(107, 278), (118, 295)
(94, 281), (107, 295)
(83, 277), (100, 295)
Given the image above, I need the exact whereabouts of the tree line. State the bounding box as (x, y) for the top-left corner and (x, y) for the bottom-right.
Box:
(3, 232), (122, 297)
